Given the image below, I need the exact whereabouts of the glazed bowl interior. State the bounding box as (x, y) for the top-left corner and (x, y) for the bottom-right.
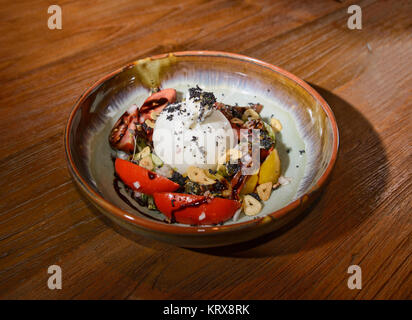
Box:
(66, 51), (337, 234)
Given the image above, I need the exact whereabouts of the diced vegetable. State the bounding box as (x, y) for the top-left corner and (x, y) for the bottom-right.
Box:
(133, 146), (151, 161)
(151, 153), (163, 167)
(147, 196), (157, 210)
(139, 155), (154, 171)
(134, 193), (148, 206)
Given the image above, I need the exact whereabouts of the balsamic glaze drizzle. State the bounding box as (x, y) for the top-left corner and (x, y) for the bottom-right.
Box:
(113, 178), (165, 222)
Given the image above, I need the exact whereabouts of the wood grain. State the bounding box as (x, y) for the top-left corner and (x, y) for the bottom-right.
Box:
(0, 0), (411, 299)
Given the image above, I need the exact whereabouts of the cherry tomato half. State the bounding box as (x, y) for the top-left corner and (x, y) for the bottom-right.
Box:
(153, 192), (241, 225)
(115, 158), (179, 195)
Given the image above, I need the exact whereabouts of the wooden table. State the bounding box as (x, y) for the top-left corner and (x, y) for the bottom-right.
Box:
(0, 0), (410, 299)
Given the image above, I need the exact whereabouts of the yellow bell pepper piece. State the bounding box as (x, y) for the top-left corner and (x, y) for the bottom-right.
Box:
(241, 174), (259, 195)
(258, 149), (281, 184)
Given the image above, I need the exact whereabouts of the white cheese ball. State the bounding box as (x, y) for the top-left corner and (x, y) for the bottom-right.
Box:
(153, 99), (235, 174)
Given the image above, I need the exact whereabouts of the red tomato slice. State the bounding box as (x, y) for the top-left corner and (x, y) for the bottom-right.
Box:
(153, 192), (241, 225)
(115, 159), (179, 195)
(109, 105), (139, 153)
(139, 88), (176, 123)
(116, 115), (138, 153)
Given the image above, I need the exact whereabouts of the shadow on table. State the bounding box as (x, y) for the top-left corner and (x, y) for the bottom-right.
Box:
(190, 84), (389, 258)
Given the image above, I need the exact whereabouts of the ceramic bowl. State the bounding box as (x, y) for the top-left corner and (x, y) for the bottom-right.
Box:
(65, 51), (338, 248)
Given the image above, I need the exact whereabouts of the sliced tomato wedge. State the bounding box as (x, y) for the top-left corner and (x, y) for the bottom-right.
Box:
(230, 170), (247, 199)
(153, 192), (241, 225)
(115, 158), (179, 195)
(116, 117), (138, 153)
(139, 88), (176, 123)
(109, 104), (139, 153)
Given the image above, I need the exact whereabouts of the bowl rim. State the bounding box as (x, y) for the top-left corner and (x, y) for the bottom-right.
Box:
(65, 50), (339, 235)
